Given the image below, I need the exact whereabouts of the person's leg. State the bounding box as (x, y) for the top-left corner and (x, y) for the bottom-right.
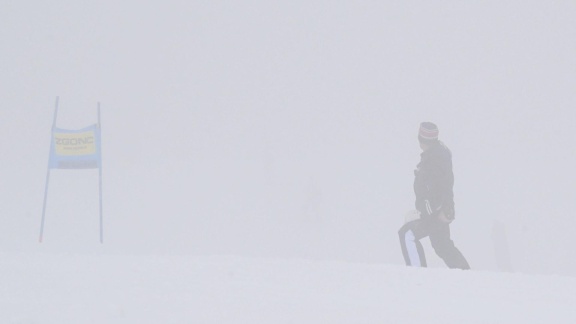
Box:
(429, 224), (470, 270)
(398, 220), (428, 267)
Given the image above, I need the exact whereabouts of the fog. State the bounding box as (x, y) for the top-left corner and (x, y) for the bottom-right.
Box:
(1, 1), (575, 276)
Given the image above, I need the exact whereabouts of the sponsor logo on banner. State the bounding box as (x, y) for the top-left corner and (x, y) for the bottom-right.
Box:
(54, 131), (96, 156)
(49, 125), (101, 169)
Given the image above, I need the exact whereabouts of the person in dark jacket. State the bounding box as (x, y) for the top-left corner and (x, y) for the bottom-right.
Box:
(398, 122), (470, 270)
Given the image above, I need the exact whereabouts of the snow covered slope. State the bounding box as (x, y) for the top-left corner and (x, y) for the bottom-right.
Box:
(2, 253), (575, 324)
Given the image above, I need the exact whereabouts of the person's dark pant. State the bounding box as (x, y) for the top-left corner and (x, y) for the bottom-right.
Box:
(398, 218), (470, 270)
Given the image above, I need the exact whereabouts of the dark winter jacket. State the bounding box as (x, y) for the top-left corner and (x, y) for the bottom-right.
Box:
(413, 141), (455, 220)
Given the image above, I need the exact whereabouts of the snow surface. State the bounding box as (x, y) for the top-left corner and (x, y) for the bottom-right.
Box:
(2, 253), (576, 323)
(1, 1), (576, 323)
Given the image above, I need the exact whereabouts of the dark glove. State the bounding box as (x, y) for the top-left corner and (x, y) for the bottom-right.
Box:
(439, 205), (455, 223)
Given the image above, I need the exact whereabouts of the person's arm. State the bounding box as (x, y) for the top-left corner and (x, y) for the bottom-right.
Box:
(424, 151), (455, 221)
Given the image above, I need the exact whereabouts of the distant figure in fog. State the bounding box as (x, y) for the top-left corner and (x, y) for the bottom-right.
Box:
(398, 122), (470, 270)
